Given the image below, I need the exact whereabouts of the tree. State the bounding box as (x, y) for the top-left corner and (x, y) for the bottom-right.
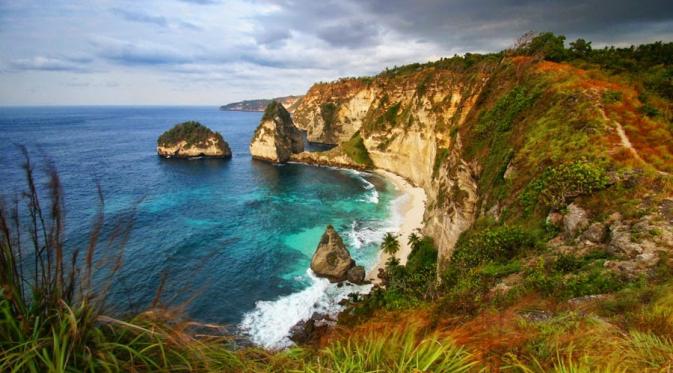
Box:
(381, 232), (400, 256)
(408, 232), (421, 251)
(525, 32), (568, 62)
(569, 38), (592, 58)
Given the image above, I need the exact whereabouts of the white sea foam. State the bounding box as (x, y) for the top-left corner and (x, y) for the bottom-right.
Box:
(238, 171), (408, 350)
(344, 169), (379, 204)
(239, 270), (372, 349)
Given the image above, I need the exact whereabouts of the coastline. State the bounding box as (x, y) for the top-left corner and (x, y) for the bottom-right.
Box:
(368, 169), (427, 282)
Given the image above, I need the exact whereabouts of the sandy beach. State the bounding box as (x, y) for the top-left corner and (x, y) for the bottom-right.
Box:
(367, 169), (427, 282)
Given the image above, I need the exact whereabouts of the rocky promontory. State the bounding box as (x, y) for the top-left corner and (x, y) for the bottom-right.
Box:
(249, 101), (304, 163)
(310, 225), (355, 282)
(157, 121), (231, 159)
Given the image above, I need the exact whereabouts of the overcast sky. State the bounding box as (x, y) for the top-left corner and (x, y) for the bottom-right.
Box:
(1, 0), (672, 105)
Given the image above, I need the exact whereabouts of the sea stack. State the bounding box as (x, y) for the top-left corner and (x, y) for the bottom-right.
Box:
(249, 101), (304, 163)
(157, 121), (232, 159)
(310, 225), (355, 282)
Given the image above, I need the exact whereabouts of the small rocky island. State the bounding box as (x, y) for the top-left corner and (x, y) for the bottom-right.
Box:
(157, 121), (232, 159)
(249, 101), (304, 163)
(310, 225), (366, 284)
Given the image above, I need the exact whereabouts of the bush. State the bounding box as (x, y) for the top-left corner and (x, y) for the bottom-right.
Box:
(521, 161), (609, 212)
(451, 226), (535, 269)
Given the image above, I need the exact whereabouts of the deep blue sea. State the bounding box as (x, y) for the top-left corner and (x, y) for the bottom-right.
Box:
(0, 106), (400, 348)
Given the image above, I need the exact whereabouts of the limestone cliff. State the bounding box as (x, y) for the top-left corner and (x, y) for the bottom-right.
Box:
(292, 55), (673, 271)
(157, 121), (231, 159)
(249, 101), (304, 163)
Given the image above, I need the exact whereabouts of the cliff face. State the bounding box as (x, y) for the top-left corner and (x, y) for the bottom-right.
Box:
(292, 56), (673, 268)
(250, 101), (304, 163)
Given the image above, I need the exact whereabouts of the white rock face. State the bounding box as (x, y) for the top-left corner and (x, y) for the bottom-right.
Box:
(157, 138), (230, 158)
(249, 102), (304, 163)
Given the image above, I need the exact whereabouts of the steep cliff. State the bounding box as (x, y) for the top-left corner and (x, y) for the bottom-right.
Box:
(250, 101), (304, 163)
(292, 54), (673, 269)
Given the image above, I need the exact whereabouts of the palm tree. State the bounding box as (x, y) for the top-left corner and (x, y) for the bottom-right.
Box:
(408, 232), (421, 250)
(381, 232), (400, 256)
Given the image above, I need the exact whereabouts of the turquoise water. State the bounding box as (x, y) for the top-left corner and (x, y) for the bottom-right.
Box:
(0, 106), (399, 348)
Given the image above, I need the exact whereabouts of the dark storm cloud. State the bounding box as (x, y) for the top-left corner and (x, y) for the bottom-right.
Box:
(254, 0), (673, 52)
(252, 0), (384, 49)
(361, 0), (673, 48)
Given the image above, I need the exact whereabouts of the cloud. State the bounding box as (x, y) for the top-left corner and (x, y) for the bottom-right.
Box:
(91, 37), (194, 66)
(7, 56), (93, 72)
(111, 8), (168, 27)
(177, 0), (220, 4)
(1, 0), (673, 105)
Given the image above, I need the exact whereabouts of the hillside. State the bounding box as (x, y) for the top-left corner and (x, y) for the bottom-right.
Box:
(287, 35), (673, 370)
(219, 95), (303, 112)
(3, 34), (673, 372)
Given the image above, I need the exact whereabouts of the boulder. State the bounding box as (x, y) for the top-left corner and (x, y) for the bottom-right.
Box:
(563, 203), (589, 239)
(249, 101), (304, 163)
(346, 265), (366, 284)
(581, 222), (607, 243)
(310, 225), (355, 282)
(157, 121), (232, 159)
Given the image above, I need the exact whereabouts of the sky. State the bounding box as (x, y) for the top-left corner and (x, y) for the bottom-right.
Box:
(1, 0), (672, 105)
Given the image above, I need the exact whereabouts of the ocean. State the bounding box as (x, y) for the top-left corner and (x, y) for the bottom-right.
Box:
(0, 106), (400, 348)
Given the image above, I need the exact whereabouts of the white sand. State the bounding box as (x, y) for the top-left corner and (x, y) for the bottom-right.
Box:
(367, 169), (427, 282)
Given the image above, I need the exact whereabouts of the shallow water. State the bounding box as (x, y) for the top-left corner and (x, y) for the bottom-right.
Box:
(0, 106), (398, 347)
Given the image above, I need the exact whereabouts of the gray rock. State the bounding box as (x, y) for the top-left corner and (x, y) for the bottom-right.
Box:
(310, 225), (355, 282)
(608, 222), (642, 257)
(346, 265), (366, 284)
(581, 222), (607, 243)
(563, 203), (589, 239)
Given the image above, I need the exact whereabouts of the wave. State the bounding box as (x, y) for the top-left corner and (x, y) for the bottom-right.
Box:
(238, 170), (408, 350)
(239, 269), (372, 349)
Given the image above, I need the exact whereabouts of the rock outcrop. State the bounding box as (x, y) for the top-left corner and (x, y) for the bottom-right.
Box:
(346, 265), (366, 284)
(157, 121), (231, 159)
(310, 225), (355, 282)
(249, 101), (304, 163)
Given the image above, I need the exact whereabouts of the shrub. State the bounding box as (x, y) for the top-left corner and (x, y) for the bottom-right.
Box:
(521, 161), (609, 212)
(451, 226), (535, 269)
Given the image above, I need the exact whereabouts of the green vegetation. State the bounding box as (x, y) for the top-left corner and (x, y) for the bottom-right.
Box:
(320, 102), (338, 131)
(158, 121), (226, 150)
(341, 131), (373, 167)
(521, 161), (610, 213)
(381, 233), (400, 256)
(261, 100), (292, 123)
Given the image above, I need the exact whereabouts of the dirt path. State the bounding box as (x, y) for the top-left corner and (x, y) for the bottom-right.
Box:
(597, 105), (670, 176)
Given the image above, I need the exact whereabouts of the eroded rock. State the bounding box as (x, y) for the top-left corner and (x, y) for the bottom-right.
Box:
(346, 265), (366, 284)
(310, 225), (355, 282)
(249, 101), (304, 163)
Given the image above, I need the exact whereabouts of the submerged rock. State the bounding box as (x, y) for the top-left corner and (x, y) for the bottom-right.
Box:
(310, 225), (355, 282)
(249, 101), (304, 163)
(157, 121), (231, 159)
